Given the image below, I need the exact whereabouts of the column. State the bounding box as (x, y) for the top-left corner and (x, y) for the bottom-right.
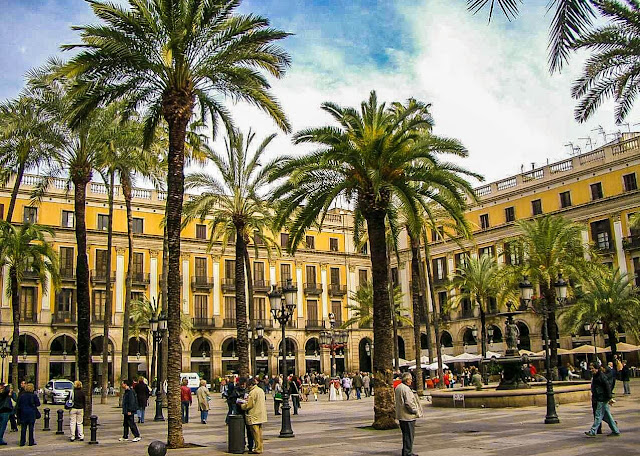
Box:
(296, 262), (303, 319)
(182, 253), (190, 314)
(496, 244), (505, 265)
(212, 255), (221, 316)
(269, 265), (277, 286)
(269, 348), (279, 377)
(613, 215), (628, 274)
(115, 248), (126, 312)
(320, 264), (329, 319)
(320, 347), (330, 375)
(346, 265), (356, 318)
(40, 271), (52, 324)
(149, 250), (159, 302)
(37, 350), (50, 390)
(211, 349), (222, 379)
(400, 261), (411, 312)
(581, 229), (591, 260)
(296, 349), (305, 376)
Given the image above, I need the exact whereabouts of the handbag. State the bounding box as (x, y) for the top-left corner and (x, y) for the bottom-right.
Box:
(64, 389), (74, 410)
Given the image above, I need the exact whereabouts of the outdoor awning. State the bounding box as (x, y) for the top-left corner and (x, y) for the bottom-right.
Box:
(600, 342), (640, 353)
(452, 353), (482, 362)
(485, 351), (502, 359)
(569, 345), (599, 354)
(533, 348), (571, 356)
(409, 362), (449, 371)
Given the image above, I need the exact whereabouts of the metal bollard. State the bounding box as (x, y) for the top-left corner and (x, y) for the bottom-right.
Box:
(43, 408), (50, 431)
(227, 414), (245, 454)
(56, 409), (64, 435)
(88, 415), (98, 444)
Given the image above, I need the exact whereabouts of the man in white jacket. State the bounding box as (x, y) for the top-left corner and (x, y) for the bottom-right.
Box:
(395, 373), (421, 456)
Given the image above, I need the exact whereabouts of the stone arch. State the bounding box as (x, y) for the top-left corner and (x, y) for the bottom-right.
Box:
(90, 335), (115, 355)
(50, 334), (77, 355)
(221, 337), (238, 358)
(278, 337), (297, 356)
(305, 337), (320, 356)
(397, 336), (406, 359)
(420, 333), (429, 350)
(462, 327), (476, 346)
(488, 325), (503, 343)
(191, 337), (212, 358)
(10, 334), (39, 355)
(358, 337), (372, 372)
(128, 336), (148, 357)
(516, 321), (531, 351)
(440, 331), (454, 348)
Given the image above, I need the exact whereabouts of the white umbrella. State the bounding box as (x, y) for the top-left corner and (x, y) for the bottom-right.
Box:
(453, 353), (482, 362)
(409, 362), (449, 371)
(485, 351), (502, 359)
(394, 358), (412, 367)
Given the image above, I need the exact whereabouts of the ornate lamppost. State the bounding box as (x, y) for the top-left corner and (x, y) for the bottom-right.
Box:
(268, 280), (297, 438)
(519, 273), (568, 424)
(584, 320), (604, 365)
(0, 338), (7, 383)
(319, 312), (348, 378)
(153, 312), (167, 421)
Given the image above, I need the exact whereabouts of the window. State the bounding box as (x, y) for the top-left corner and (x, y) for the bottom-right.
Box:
(431, 226), (443, 242)
(629, 213), (640, 237)
(623, 173), (638, 192)
(391, 267), (399, 287)
(505, 206), (515, 223)
(432, 258), (446, 281)
(224, 260), (236, 280)
(360, 242), (368, 255)
(131, 291), (144, 302)
(224, 296), (236, 320)
(195, 257), (207, 278)
(479, 214), (490, 230)
(254, 297), (266, 320)
(479, 246), (495, 258)
(55, 289), (74, 320)
(0, 204), (4, 220)
(358, 269), (368, 286)
(331, 300), (342, 322)
(253, 262), (265, 284)
(559, 191), (572, 208)
(23, 207), (37, 224)
(62, 210), (74, 228)
(330, 267), (340, 286)
(590, 182), (603, 201)
(329, 238), (339, 252)
(437, 291), (447, 315)
(92, 290), (107, 322)
(253, 232), (264, 245)
(454, 253), (467, 271)
(531, 199), (543, 216)
(97, 214), (109, 231)
(132, 217), (144, 234)
(194, 295), (208, 319)
(306, 299), (318, 322)
(488, 297), (498, 314)
(196, 224), (207, 240)
(60, 247), (74, 277)
(503, 242), (521, 266)
(633, 258), (640, 287)
(280, 263), (292, 282)
(20, 287), (36, 322)
(590, 219), (612, 251)
(133, 252), (144, 276)
(95, 249), (107, 276)
(461, 296), (473, 318)
(306, 265), (317, 285)
(305, 235), (315, 249)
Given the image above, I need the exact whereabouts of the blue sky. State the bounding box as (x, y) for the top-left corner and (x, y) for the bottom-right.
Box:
(0, 0), (637, 183)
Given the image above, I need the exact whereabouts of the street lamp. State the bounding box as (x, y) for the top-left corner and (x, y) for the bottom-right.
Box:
(319, 312), (349, 378)
(584, 320), (604, 364)
(252, 321), (265, 375)
(0, 338), (8, 382)
(520, 274), (567, 425)
(153, 312), (167, 422)
(268, 280), (297, 438)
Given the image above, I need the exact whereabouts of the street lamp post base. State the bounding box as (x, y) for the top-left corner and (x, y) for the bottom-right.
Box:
(153, 397), (165, 421)
(278, 396), (295, 438)
(544, 381), (560, 424)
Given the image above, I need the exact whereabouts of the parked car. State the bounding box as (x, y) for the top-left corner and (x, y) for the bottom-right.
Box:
(180, 372), (210, 392)
(43, 379), (74, 404)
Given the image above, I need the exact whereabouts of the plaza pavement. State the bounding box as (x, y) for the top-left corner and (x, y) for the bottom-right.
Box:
(2, 380), (639, 455)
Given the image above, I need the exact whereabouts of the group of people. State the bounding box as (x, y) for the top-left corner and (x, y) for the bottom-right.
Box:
(224, 376), (267, 454)
(0, 381), (40, 447)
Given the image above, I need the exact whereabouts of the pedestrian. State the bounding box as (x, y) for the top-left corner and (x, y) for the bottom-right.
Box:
(607, 362), (617, 393)
(133, 377), (150, 423)
(10, 380), (24, 432)
(470, 367), (483, 390)
(68, 380), (86, 441)
(353, 372), (363, 399)
(289, 376), (300, 415)
(342, 374), (351, 400)
(363, 373), (370, 397)
(0, 383), (12, 445)
(180, 378), (192, 423)
(196, 380), (210, 424)
(311, 381), (319, 401)
(621, 360), (631, 395)
(395, 372), (422, 456)
(119, 380), (141, 442)
(585, 363), (620, 437)
(240, 377), (267, 454)
(16, 383), (39, 447)
(273, 378), (282, 415)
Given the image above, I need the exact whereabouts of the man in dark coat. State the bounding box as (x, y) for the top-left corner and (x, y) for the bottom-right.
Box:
(585, 364), (620, 437)
(119, 380), (141, 442)
(133, 377), (150, 423)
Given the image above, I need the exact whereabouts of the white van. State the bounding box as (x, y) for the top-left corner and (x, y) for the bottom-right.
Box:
(180, 372), (201, 393)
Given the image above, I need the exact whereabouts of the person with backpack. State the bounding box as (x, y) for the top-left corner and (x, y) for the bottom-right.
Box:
(67, 380), (85, 441)
(119, 380), (141, 442)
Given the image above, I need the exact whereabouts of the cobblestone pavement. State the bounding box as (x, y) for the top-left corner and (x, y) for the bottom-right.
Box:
(2, 381), (639, 455)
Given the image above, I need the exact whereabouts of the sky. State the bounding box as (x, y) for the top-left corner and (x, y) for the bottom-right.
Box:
(1, 0), (638, 186)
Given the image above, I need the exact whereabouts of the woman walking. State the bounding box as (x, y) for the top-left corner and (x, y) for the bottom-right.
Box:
(0, 384), (13, 445)
(16, 383), (39, 446)
(273, 378), (283, 415)
(196, 380), (210, 424)
(68, 380), (85, 441)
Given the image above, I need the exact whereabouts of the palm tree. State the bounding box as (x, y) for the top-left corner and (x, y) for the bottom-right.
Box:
(506, 215), (588, 371)
(62, 1), (290, 445)
(342, 282), (410, 329)
(563, 267), (640, 356)
(269, 91), (476, 429)
(0, 96), (62, 222)
(630, 212), (640, 230)
(184, 129), (279, 377)
(0, 221), (60, 391)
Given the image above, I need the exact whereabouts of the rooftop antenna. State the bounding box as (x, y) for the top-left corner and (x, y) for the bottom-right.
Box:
(620, 122), (630, 132)
(530, 162), (535, 170)
(520, 164), (524, 173)
(579, 137), (593, 151)
(564, 142), (581, 156)
(591, 125), (606, 144)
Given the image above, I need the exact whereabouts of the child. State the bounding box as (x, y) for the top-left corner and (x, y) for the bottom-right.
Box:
(311, 382), (319, 401)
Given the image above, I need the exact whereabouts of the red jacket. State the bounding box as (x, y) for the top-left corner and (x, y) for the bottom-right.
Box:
(180, 385), (192, 403)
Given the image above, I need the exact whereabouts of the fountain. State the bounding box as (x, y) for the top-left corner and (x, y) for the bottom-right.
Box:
(489, 307), (530, 390)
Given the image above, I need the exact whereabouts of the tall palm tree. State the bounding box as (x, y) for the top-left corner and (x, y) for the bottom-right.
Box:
(62, 1), (290, 446)
(0, 96), (62, 222)
(0, 221), (60, 391)
(563, 267), (640, 356)
(183, 129), (279, 377)
(342, 282), (410, 329)
(269, 91), (476, 429)
(506, 215), (588, 371)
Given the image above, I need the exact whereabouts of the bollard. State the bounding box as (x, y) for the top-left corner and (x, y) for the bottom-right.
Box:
(147, 440), (167, 456)
(227, 414), (245, 454)
(56, 409), (64, 435)
(88, 415), (98, 444)
(43, 408), (50, 431)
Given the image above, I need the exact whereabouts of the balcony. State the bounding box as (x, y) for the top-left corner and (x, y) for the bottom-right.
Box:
(22, 270), (40, 282)
(52, 311), (76, 325)
(191, 276), (214, 291)
(91, 315), (113, 324)
(278, 281), (298, 292)
(223, 318), (237, 328)
(623, 235), (640, 251)
(253, 279), (270, 292)
(305, 319), (325, 330)
(304, 282), (323, 295)
(90, 269), (115, 285)
(286, 319), (298, 329)
(328, 284), (347, 296)
(132, 272), (151, 287)
(192, 317), (216, 329)
(253, 319), (273, 329)
(222, 278), (235, 292)
(594, 241), (615, 255)
(19, 314), (37, 323)
(60, 268), (76, 282)
(432, 276), (448, 286)
(461, 309), (474, 319)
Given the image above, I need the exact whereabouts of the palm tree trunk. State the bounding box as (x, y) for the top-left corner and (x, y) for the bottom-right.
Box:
(422, 233), (444, 388)
(243, 246), (255, 375)
(120, 176), (134, 401)
(415, 244), (432, 364)
(607, 326), (618, 358)
(479, 304), (487, 384)
(73, 175), (92, 423)
(364, 208), (397, 430)
(10, 267), (20, 392)
(102, 171), (115, 404)
(161, 223), (168, 401)
(5, 161), (26, 223)
(386, 246), (400, 372)
(235, 226), (249, 377)
(163, 92), (193, 448)
(409, 233), (424, 395)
